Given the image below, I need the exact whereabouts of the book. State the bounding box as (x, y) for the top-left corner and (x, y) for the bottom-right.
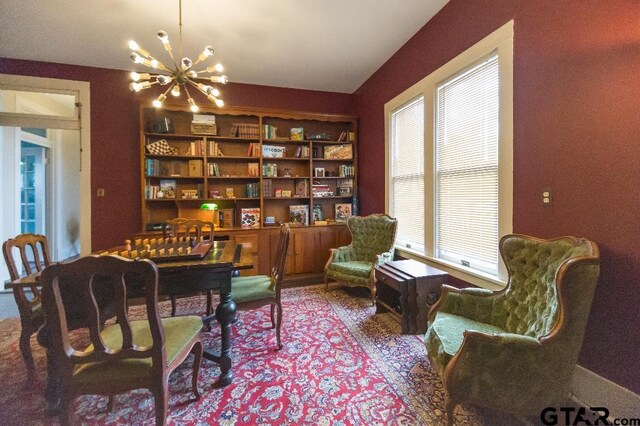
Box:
(247, 163), (259, 177)
(294, 179), (308, 197)
(335, 203), (352, 222)
(218, 208), (234, 228)
(290, 127), (304, 141)
(289, 205), (309, 226)
(312, 204), (323, 221)
(324, 144), (353, 160)
(262, 145), (286, 158)
(337, 131), (347, 142)
(188, 159), (203, 176)
(159, 179), (176, 199)
(240, 208), (260, 229)
(225, 187), (235, 198)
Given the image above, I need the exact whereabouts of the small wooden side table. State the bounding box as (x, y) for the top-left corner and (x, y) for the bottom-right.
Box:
(375, 259), (448, 334)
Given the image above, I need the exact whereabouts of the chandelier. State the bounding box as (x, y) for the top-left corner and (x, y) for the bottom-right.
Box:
(127, 0), (228, 111)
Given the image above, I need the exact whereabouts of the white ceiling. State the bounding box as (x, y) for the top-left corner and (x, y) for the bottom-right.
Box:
(0, 0), (449, 93)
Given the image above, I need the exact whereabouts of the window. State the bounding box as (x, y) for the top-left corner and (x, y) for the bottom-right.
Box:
(390, 97), (425, 253)
(385, 21), (513, 286)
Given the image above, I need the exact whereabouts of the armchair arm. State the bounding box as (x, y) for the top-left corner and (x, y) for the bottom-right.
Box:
(444, 330), (555, 414)
(428, 285), (497, 325)
(329, 246), (355, 263)
(374, 251), (394, 267)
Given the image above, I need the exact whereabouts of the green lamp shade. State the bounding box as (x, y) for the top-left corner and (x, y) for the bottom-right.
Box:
(200, 203), (219, 211)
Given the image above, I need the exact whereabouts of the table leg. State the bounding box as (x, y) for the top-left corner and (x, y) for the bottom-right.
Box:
(202, 288), (236, 387)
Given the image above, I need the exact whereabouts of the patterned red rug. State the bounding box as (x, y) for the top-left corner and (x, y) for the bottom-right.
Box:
(0, 285), (517, 425)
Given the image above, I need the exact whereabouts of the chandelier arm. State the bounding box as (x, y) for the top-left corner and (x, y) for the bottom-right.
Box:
(187, 79), (206, 94)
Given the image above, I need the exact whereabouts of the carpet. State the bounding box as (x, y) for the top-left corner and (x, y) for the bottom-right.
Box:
(0, 285), (517, 425)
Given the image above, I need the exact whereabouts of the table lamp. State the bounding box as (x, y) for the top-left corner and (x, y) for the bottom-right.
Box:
(200, 202), (219, 228)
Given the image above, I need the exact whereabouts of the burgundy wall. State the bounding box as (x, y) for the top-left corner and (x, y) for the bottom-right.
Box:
(0, 58), (353, 251)
(354, 1), (640, 393)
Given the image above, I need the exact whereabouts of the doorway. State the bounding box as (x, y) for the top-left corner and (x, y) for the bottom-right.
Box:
(0, 75), (91, 287)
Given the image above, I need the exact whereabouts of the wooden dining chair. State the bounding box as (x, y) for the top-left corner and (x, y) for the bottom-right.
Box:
(162, 218), (215, 316)
(41, 255), (203, 426)
(231, 224), (290, 350)
(2, 233), (51, 377)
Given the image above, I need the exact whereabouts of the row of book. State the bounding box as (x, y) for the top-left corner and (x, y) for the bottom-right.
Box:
(208, 141), (223, 157)
(263, 163), (278, 177)
(144, 183), (204, 200)
(145, 159), (203, 177)
(245, 183), (260, 198)
(229, 123), (260, 138)
(338, 165), (355, 177)
(208, 163), (220, 176)
(262, 124), (278, 139)
(186, 140), (205, 156)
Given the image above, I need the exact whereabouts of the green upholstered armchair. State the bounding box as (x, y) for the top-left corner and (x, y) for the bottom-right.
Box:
(424, 234), (600, 424)
(324, 213), (398, 305)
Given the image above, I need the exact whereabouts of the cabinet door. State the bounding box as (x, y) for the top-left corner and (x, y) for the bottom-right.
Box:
(293, 228), (315, 274)
(316, 227), (337, 273)
(234, 233), (259, 276)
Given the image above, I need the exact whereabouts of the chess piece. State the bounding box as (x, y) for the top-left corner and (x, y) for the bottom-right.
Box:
(125, 239), (132, 251)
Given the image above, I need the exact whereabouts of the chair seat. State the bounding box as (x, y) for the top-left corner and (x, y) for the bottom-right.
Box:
(425, 312), (505, 375)
(326, 260), (373, 278)
(231, 275), (276, 304)
(73, 316), (202, 386)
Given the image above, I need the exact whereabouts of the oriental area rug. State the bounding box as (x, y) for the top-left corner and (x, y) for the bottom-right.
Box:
(0, 285), (520, 425)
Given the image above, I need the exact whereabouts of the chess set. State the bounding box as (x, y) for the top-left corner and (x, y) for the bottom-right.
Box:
(100, 237), (213, 262)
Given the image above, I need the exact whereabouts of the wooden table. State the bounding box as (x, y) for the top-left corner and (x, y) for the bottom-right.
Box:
(375, 259), (448, 334)
(8, 240), (252, 413)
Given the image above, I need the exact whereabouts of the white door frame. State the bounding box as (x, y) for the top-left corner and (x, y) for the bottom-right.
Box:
(0, 74), (91, 259)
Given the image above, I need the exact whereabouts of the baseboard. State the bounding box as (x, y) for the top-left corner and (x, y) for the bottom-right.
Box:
(571, 365), (640, 420)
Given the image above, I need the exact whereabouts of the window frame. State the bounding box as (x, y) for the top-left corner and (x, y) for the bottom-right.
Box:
(384, 20), (513, 289)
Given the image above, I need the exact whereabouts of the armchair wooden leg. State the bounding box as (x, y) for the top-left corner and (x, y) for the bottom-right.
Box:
(191, 341), (203, 400)
(19, 327), (36, 378)
(107, 395), (115, 412)
(445, 400), (456, 426)
(370, 286), (376, 307)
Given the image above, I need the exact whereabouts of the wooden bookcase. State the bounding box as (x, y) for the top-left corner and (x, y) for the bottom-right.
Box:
(140, 101), (358, 233)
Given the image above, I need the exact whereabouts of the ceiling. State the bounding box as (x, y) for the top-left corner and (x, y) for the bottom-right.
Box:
(0, 0), (449, 93)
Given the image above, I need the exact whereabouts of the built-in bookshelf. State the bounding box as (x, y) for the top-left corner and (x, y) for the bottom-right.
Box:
(140, 102), (358, 231)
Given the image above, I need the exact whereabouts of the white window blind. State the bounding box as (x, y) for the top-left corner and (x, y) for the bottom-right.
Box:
(391, 97), (425, 253)
(435, 54), (500, 275)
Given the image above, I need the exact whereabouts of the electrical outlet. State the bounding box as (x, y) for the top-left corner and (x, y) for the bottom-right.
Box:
(97, 188), (105, 197)
(542, 189), (552, 206)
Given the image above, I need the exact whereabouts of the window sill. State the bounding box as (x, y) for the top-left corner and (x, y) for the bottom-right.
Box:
(394, 247), (506, 291)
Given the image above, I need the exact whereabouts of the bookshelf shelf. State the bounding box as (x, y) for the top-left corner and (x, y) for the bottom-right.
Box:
(140, 101), (357, 229)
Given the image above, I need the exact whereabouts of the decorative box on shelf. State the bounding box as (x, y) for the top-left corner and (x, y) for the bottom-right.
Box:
(190, 122), (217, 135)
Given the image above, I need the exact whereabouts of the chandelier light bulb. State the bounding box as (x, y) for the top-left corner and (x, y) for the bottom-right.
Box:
(171, 84), (181, 97)
(188, 70), (198, 78)
(130, 53), (143, 64)
(215, 99), (224, 107)
(128, 40), (140, 51)
(198, 45), (215, 62)
(156, 75), (172, 85)
(210, 75), (228, 84)
(188, 98), (199, 112)
(153, 93), (167, 108)
(210, 87), (220, 97)
(181, 57), (193, 70)
(151, 59), (159, 68)
(215, 63), (224, 73)
(130, 72), (151, 82)
(157, 30), (169, 44)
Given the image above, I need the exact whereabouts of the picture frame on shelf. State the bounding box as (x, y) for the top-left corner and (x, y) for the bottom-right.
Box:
(289, 205), (309, 226)
(314, 168), (325, 178)
(335, 203), (352, 222)
(312, 204), (323, 221)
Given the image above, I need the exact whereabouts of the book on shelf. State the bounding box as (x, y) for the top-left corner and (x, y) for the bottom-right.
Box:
(229, 123), (260, 138)
(294, 179), (309, 197)
(240, 208), (260, 229)
(262, 124), (278, 139)
(181, 189), (199, 200)
(348, 131), (355, 142)
(208, 141), (223, 157)
(208, 189), (221, 198)
(244, 182), (260, 198)
(188, 159), (203, 176)
(247, 162), (259, 177)
(208, 162), (220, 176)
(337, 131), (347, 142)
(338, 164), (355, 177)
(159, 179), (176, 199)
(263, 163), (278, 177)
(225, 187), (235, 198)
(335, 203), (352, 222)
(294, 146), (310, 158)
(324, 144), (353, 160)
(262, 145), (286, 158)
(312, 184), (333, 197)
(312, 204), (324, 221)
(246, 143), (260, 157)
(337, 178), (353, 196)
(312, 146), (323, 158)
(289, 205), (309, 226)
(290, 127), (304, 141)
(187, 140), (204, 156)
